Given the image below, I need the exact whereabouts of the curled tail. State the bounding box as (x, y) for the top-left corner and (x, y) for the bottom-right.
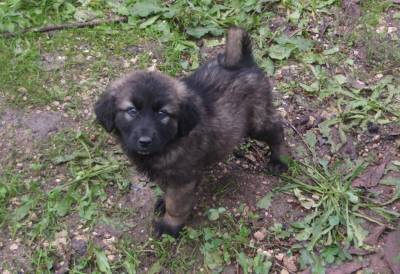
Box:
(219, 26), (254, 69)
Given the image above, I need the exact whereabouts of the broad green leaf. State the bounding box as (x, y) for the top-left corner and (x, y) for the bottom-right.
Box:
(300, 82), (319, 93)
(328, 215), (339, 226)
(294, 188), (316, 209)
(349, 217), (368, 246)
(323, 46), (339, 55)
(186, 27), (210, 38)
(316, 0), (336, 8)
(147, 260), (162, 274)
(346, 192), (359, 203)
(13, 200), (34, 222)
(291, 37), (313, 51)
(130, 1), (163, 17)
(55, 197), (73, 217)
(207, 207), (226, 221)
(237, 252), (251, 274)
(256, 192), (273, 209)
(296, 226), (312, 241)
(304, 131), (317, 150)
(268, 45), (292, 60)
(380, 177), (400, 186)
(123, 259), (137, 274)
(302, 52), (324, 64)
(260, 57), (274, 76)
(139, 15), (160, 28)
(95, 249), (111, 274)
(289, 10), (301, 24)
(333, 74), (347, 85)
(321, 245), (339, 264)
(253, 254), (272, 274)
(204, 250), (223, 270)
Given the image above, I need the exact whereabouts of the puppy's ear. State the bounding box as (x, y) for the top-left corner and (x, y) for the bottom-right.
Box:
(178, 100), (200, 137)
(94, 92), (117, 132)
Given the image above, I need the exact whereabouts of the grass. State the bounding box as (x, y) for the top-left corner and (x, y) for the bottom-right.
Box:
(1, 0), (400, 273)
(282, 160), (399, 248)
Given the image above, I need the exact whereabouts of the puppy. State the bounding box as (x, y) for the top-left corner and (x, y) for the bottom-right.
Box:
(95, 27), (288, 237)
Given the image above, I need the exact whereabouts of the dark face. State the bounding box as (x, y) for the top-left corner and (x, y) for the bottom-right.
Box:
(95, 71), (200, 158)
(115, 82), (179, 157)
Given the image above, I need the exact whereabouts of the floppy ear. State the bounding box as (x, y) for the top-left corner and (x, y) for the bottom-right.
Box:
(94, 92), (117, 132)
(177, 100), (200, 137)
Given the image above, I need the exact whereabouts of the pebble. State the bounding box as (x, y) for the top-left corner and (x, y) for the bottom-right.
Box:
(275, 253), (284, 261)
(253, 230), (266, 241)
(283, 255), (298, 272)
(9, 243), (18, 251)
(280, 269), (289, 274)
(107, 254), (116, 261)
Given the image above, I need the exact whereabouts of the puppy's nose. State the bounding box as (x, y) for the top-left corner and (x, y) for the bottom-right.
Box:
(138, 136), (152, 147)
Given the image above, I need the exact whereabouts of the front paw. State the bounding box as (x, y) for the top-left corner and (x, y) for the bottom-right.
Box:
(154, 197), (166, 216)
(268, 158), (288, 174)
(154, 219), (183, 238)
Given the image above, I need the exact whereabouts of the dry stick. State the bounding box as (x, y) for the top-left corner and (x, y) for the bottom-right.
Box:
(286, 120), (315, 160)
(2, 16), (128, 37)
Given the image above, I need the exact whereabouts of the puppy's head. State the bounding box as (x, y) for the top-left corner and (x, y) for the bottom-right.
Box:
(95, 70), (199, 157)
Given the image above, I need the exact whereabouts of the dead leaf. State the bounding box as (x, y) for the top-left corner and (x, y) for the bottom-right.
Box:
(300, 261), (367, 274)
(352, 162), (386, 188)
(342, 0), (361, 18)
(369, 253), (392, 274)
(326, 261), (365, 274)
(383, 231), (400, 274)
(364, 225), (386, 245)
(348, 247), (373, 255)
(283, 255), (298, 272)
(351, 79), (367, 90)
(340, 135), (357, 160)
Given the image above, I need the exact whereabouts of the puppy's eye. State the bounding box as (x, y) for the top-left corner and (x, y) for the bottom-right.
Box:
(157, 110), (169, 119)
(126, 106), (138, 117)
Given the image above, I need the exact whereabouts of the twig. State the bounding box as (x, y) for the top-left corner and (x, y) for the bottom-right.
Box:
(2, 16), (128, 38)
(286, 120), (316, 161)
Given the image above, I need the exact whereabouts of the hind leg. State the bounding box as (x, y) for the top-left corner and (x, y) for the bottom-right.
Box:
(249, 112), (288, 173)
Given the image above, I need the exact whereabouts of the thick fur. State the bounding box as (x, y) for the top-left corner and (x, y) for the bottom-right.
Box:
(95, 27), (288, 237)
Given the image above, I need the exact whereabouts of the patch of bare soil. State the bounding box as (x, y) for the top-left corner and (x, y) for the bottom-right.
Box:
(0, 105), (71, 172)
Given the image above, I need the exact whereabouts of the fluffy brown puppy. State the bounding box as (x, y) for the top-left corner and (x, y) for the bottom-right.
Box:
(95, 27), (288, 237)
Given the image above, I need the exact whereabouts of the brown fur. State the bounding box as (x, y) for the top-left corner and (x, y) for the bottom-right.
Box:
(95, 27), (288, 237)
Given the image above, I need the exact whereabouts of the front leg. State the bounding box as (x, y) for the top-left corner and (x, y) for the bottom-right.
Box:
(154, 181), (197, 238)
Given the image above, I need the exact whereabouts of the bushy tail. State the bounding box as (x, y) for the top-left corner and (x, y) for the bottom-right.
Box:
(219, 26), (254, 69)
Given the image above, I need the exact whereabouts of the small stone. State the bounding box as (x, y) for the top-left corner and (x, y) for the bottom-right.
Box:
(263, 250), (273, 257)
(275, 253), (284, 261)
(307, 115), (316, 127)
(245, 154), (256, 162)
(280, 269), (289, 274)
(283, 255), (298, 272)
(9, 243), (18, 251)
(18, 87), (27, 93)
(277, 107), (287, 118)
(388, 27), (397, 33)
(107, 254), (116, 261)
(376, 26), (386, 33)
(253, 230), (266, 241)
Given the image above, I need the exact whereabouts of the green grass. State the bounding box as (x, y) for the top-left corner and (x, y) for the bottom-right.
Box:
(282, 159), (399, 246)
